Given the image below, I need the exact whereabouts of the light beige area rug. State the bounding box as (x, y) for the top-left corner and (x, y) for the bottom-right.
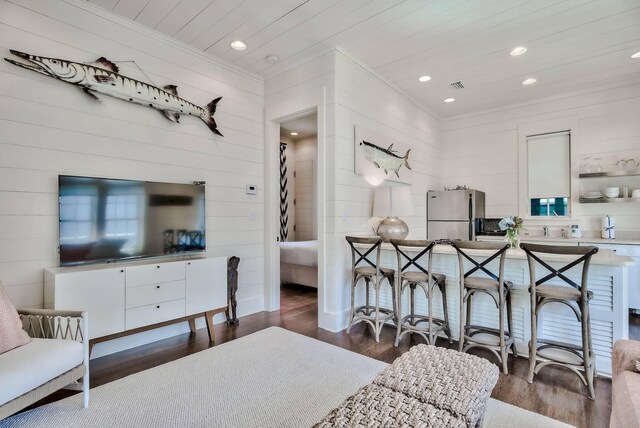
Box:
(1, 327), (572, 427)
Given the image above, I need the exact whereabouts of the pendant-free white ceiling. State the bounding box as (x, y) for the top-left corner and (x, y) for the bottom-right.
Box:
(90, 0), (640, 117)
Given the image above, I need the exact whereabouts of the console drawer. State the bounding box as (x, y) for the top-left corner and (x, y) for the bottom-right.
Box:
(126, 261), (185, 287)
(125, 299), (185, 330)
(126, 280), (185, 309)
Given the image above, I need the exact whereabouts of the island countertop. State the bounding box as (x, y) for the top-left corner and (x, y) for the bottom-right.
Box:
(373, 242), (634, 266)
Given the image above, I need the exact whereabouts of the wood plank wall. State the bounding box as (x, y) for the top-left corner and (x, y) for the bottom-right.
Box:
(331, 51), (443, 324)
(442, 81), (640, 238)
(0, 0), (266, 324)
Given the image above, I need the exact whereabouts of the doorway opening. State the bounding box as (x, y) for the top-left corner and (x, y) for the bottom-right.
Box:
(278, 111), (319, 314)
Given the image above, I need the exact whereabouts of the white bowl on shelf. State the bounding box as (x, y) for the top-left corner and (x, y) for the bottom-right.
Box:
(605, 187), (619, 198)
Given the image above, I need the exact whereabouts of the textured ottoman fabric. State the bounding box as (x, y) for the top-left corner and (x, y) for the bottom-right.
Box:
(315, 344), (499, 427)
(314, 384), (468, 428)
(373, 344), (499, 427)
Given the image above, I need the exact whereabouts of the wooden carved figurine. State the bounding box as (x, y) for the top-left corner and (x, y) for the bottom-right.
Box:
(226, 256), (240, 325)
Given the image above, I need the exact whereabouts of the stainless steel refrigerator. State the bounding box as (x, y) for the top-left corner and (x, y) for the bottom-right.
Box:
(427, 190), (485, 240)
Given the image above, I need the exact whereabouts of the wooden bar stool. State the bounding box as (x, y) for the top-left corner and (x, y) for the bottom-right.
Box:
(390, 239), (452, 347)
(345, 236), (396, 342)
(452, 241), (517, 374)
(520, 243), (599, 399)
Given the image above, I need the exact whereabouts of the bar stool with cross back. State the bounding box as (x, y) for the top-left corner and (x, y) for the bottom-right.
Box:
(520, 243), (599, 399)
(452, 240), (518, 374)
(390, 239), (452, 347)
(345, 236), (396, 342)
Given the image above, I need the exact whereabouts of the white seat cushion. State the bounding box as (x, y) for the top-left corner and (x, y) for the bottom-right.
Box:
(0, 338), (84, 405)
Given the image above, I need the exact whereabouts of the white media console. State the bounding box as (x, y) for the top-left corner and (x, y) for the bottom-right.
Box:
(44, 256), (227, 349)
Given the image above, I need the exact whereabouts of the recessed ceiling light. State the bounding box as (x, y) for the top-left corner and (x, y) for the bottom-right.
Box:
(632, 51), (640, 59)
(230, 40), (247, 51)
(443, 98), (456, 103)
(510, 46), (527, 56)
(522, 78), (537, 85)
(418, 75), (432, 82)
(290, 132), (298, 136)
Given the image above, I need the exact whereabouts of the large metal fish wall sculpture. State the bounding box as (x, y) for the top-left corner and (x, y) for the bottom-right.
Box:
(359, 140), (411, 178)
(4, 50), (223, 136)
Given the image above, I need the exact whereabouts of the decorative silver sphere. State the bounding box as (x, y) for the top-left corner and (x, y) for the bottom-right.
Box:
(377, 216), (409, 242)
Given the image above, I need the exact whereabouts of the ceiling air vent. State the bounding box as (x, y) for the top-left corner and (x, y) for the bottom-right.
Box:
(450, 81), (464, 90)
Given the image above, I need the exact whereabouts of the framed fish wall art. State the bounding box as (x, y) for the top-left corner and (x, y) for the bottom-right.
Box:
(354, 125), (413, 185)
(4, 49), (223, 137)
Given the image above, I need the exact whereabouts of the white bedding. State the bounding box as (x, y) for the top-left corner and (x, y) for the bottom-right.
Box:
(280, 240), (318, 266)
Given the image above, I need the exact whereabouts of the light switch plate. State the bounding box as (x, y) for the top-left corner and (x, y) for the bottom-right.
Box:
(246, 184), (257, 195)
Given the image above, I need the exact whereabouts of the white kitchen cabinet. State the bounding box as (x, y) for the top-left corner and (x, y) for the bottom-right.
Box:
(45, 257), (227, 344)
(45, 267), (126, 339)
(186, 257), (226, 315)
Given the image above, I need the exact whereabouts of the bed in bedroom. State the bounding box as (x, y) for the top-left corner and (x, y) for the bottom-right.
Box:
(280, 240), (318, 288)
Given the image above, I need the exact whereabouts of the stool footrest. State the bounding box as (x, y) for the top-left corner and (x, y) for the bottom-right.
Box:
(465, 325), (515, 339)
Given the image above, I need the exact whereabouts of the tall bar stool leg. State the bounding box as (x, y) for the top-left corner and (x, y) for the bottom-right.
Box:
(467, 292), (473, 330)
(498, 292), (507, 375)
(440, 281), (453, 344)
(365, 278), (371, 316)
(459, 288), (466, 352)
(347, 273), (357, 334)
(506, 292), (518, 357)
(389, 275), (397, 325)
(428, 281), (436, 345)
(527, 297), (538, 384)
(395, 280), (404, 346)
(374, 278), (381, 342)
(582, 300), (595, 399)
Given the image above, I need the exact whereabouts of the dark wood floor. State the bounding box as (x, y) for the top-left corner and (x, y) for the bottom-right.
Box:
(29, 283), (638, 428)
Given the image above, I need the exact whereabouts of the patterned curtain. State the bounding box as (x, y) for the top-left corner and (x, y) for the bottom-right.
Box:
(279, 142), (288, 242)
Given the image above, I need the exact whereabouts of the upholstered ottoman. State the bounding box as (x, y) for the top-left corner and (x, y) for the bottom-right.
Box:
(315, 344), (499, 428)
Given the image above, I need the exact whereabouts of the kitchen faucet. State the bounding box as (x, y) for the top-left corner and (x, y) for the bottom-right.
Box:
(543, 226), (549, 237)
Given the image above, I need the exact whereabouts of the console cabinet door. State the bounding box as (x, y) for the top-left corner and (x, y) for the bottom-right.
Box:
(185, 257), (227, 315)
(55, 268), (125, 339)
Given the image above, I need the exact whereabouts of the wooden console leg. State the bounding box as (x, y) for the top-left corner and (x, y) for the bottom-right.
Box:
(205, 311), (215, 343)
(188, 318), (197, 333)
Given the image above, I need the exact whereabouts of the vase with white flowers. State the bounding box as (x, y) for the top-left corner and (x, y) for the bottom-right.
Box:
(499, 216), (523, 248)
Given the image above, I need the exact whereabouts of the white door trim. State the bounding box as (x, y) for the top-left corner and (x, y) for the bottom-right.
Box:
(264, 89), (326, 321)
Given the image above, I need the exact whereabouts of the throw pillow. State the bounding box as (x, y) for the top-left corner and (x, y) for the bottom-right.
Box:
(0, 281), (31, 354)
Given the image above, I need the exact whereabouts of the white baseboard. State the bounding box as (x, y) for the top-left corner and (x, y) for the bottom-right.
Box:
(318, 307), (350, 333)
(236, 294), (264, 318)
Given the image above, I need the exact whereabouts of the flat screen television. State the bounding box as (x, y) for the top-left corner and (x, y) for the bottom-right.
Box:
(58, 175), (205, 266)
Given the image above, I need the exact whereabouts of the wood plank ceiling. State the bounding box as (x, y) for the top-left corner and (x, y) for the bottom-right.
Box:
(90, 0), (640, 117)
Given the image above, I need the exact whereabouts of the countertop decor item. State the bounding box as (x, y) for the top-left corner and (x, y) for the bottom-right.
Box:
(499, 216), (523, 248)
(571, 224), (582, 238)
(602, 215), (616, 239)
(4, 50), (223, 136)
(372, 185), (414, 242)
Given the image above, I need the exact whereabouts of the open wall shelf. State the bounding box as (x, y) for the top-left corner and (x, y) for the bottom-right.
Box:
(579, 169), (640, 178)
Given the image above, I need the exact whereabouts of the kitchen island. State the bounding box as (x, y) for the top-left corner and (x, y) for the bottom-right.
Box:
(366, 242), (633, 376)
